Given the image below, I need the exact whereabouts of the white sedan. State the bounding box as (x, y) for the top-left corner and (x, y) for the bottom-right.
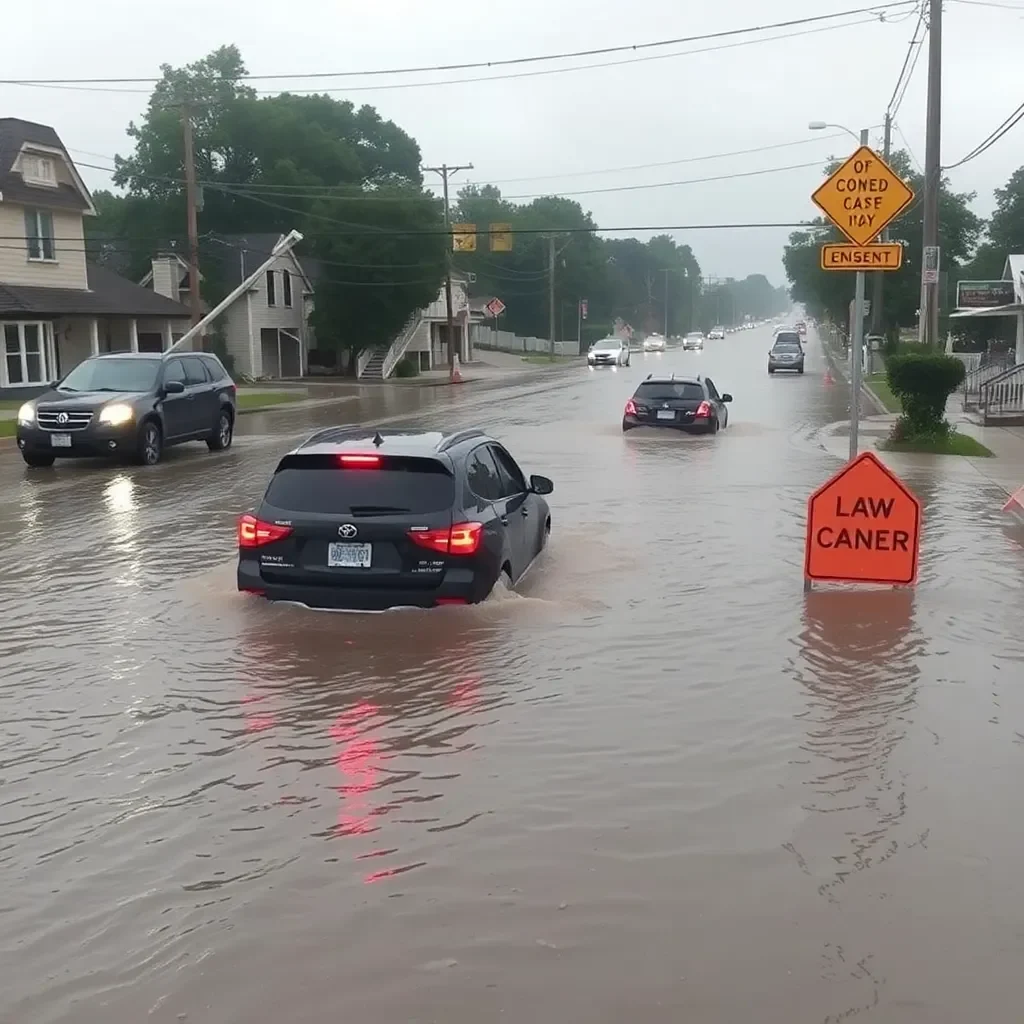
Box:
(682, 332), (705, 351)
(708, 326), (725, 340)
(587, 337), (631, 367)
(642, 334), (667, 352)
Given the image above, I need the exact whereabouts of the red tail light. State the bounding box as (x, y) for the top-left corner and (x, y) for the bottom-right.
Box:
(695, 400), (712, 418)
(435, 597), (468, 606)
(238, 513), (293, 548)
(624, 399), (637, 416)
(408, 522), (483, 556)
(338, 454), (380, 468)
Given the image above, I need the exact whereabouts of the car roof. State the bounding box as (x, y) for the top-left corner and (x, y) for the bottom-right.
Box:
(638, 374), (704, 386)
(292, 426), (489, 458)
(90, 352), (165, 361)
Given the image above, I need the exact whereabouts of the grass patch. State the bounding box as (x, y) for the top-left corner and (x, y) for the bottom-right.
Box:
(864, 372), (901, 413)
(880, 431), (993, 457)
(236, 390), (304, 411)
(0, 400), (24, 412)
(0, 419), (16, 437)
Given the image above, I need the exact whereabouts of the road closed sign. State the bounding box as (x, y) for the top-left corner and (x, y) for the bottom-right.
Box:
(804, 451), (921, 585)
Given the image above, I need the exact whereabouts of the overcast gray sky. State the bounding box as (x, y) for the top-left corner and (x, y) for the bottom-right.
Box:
(4, 0), (1021, 285)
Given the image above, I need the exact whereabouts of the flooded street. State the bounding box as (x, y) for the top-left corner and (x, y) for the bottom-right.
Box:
(5, 324), (1024, 1023)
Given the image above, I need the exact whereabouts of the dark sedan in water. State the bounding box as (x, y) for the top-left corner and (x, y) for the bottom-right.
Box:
(622, 375), (732, 434)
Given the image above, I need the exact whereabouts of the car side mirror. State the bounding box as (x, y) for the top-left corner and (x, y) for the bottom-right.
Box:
(530, 474), (554, 495)
(162, 380), (186, 395)
(721, 393), (733, 403)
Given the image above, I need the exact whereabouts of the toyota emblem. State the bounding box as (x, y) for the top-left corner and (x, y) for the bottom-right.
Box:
(338, 524), (358, 539)
(57, 412), (69, 425)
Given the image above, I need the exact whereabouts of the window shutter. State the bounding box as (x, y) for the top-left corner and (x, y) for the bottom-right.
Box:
(24, 208), (38, 259)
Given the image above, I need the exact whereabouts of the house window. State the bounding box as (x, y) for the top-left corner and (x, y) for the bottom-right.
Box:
(21, 154), (57, 187)
(266, 270), (277, 307)
(281, 269), (292, 308)
(24, 209), (55, 261)
(2, 322), (52, 387)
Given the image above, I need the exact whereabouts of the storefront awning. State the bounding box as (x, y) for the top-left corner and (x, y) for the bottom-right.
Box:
(950, 303), (1024, 319)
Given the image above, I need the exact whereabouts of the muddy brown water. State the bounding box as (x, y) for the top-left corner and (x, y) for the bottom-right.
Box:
(3, 328), (1024, 1023)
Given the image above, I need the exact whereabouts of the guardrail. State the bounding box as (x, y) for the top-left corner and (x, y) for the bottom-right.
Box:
(979, 363), (1024, 424)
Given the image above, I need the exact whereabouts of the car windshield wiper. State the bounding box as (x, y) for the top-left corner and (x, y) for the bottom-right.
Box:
(92, 386), (127, 391)
(348, 505), (411, 516)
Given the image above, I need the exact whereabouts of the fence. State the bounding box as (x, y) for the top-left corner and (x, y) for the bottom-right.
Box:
(471, 326), (577, 358)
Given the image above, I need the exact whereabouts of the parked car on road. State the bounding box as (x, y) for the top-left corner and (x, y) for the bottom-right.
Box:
(237, 427), (554, 610)
(16, 352), (237, 468)
(588, 337), (631, 367)
(622, 374), (732, 434)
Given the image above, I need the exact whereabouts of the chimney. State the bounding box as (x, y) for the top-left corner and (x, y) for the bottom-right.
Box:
(151, 255), (181, 302)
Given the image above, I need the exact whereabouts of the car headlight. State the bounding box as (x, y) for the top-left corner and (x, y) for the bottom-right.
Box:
(99, 403), (135, 427)
(17, 402), (35, 425)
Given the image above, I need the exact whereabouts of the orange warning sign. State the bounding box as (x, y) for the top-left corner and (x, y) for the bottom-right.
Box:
(804, 451), (921, 585)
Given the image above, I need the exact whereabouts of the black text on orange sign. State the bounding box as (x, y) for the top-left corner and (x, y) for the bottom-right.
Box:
(814, 495), (910, 552)
(821, 244), (903, 271)
(833, 155), (889, 234)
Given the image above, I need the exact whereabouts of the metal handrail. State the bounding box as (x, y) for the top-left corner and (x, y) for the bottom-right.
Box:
(979, 362), (1024, 419)
(381, 314), (424, 379)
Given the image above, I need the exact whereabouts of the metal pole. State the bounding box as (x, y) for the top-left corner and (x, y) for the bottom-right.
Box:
(850, 126), (870, 461)
(662, 268), (669, 337)
(919, 0), (942, 346)
(577, 299), (582, 353)
(870, 113), (892, 340)
(548, 235), (556, 360)
(181, 108), (202, 331)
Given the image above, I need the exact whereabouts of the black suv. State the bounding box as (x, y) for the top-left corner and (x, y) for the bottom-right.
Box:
(237, 427), (555, 610)
(16, 352), (237, 467)
(622, 374), (732, 434)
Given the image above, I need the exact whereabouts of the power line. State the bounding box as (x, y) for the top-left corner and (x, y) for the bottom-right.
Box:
(0, 3), (917, 87)
(886, 0), (927, 116)
(947, 0), (1024, 9)
(892, 120), (923, 170)
(944, 100), (1024, 169)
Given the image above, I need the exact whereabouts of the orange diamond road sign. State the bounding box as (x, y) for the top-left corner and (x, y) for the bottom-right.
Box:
(811, 146), (915, 248)
(820, 242), (904, 272)
(804, 451), (921, 586)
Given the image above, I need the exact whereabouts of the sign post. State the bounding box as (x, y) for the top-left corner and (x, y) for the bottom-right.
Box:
(804, 451), (921, 589)
(811, 138), (915, 461)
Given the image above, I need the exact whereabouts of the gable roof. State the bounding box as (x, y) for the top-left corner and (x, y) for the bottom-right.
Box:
(0, 263), (191, 317)
(1005, 255), (1024, 301)
(0, 118), (95, 214)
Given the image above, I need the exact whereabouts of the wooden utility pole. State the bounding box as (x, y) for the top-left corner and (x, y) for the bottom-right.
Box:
(548, 235), (556, 360)
(424, 162), (473, 377)
(181, 108), (202, 331)
(919, 0), (942, 346)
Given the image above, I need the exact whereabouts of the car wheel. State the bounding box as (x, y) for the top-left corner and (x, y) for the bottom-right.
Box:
(540, 517), (551, 551)
(22, 451), (55, 468)
(768, 368), (775, 375)
(208, 408), (234, 451)
(797, 367), (805, 375)
(622, 421), (634, 432)
(137, 420), (163, 466)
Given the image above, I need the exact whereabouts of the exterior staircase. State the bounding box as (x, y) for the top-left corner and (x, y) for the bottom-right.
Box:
(359, 349), (387, 380)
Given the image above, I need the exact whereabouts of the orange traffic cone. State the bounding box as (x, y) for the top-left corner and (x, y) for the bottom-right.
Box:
(451, 353), (464, 384)
(823, 368), (834, 386)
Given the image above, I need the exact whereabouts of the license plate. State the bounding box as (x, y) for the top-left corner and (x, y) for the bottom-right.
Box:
(656, 410), (675, 420)
(328, 542), (372, 568)
(50, 433), (72, 448)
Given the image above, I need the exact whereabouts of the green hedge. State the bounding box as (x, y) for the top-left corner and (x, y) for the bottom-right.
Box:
(886, 352), (965, 436)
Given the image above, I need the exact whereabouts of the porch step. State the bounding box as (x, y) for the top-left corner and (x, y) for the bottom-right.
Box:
(360, 350), (386, 380)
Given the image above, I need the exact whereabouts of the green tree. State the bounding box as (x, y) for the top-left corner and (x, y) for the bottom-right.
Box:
(986, 166), (1024, 256)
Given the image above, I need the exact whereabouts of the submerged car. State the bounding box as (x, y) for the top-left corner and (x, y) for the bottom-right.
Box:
(682, 332), (705, 351)
(642, 334), (666, 353)
(237, 427), (554, 610)
(15, 352), (237, 468)
(768, 332), (805, 374)
(708, 326), (726, 340)
(588, 337), (631, 367)
(622, 374), (732, 434)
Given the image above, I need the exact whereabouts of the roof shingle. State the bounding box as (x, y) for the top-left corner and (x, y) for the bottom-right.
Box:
(0, 118), (91, 213)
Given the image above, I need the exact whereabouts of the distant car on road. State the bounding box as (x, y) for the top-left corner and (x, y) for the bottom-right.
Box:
(237, 427), (554, 610)
(622, 374), (732, 434)
(588, 337), (631, 367)
(768, 332), (805, 374)
(642, 334), (667, 353)
(708, 326), (726, 340)
(796, 320), (807, 337)
(16, 352), (236, 468)
(682, 331), (705, 351)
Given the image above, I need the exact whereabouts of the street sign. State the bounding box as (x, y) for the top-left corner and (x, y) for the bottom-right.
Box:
(489, 223), (513, 252)
(804, 451), (921, 586)
(922, 245), (940, 284)
(821, 242), (904, 272)
(452, 224), (477, 252)
(956, 279), (1014, 309)
(811, 146), (915, 247)
(485, 297), (505, 318)
(580, 299), (588, 320)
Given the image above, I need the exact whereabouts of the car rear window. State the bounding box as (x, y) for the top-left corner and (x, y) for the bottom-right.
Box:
(774, 333), (801, 347)
(635, 382), (705, 401)
(264, 454), (455, 514)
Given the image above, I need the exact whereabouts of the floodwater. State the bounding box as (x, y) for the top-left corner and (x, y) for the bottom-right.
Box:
(3, 326), (1024, 1023)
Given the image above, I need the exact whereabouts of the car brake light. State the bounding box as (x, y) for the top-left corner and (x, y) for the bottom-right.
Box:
(695, 401), (712, 418)
(624, 399), (637, 416)
(408, 522), (483, 556)
(338, 454), (380, 467)
(238, 513), (293, 548)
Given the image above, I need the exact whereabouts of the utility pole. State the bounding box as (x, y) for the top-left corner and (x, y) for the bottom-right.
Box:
(548, 235), (556, 360)
(919, 0), (942, 346)
(181, 108), (202, 332)
(662, 268), (670, 337)
(850, 126), (870, 460)
(424, 162), (473, 377)
(870, 113), (893, 341)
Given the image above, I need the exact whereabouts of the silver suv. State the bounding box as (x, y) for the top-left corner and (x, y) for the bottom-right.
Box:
(768, 332), (805, 375)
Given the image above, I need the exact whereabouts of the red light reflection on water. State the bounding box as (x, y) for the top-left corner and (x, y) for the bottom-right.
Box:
(330, 702), (380, 837)
(242, 693), (277, 733)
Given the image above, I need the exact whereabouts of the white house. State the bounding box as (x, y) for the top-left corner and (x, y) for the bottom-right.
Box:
(0, 117), (192, 398)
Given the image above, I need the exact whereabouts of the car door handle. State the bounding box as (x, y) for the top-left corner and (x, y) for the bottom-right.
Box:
(520, 507), (529, 518)
(500, 516), (509, 526)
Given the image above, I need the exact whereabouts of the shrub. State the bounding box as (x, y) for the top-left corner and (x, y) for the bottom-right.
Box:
(886, 352), (965, 436)
(393, 355), (419, 378)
